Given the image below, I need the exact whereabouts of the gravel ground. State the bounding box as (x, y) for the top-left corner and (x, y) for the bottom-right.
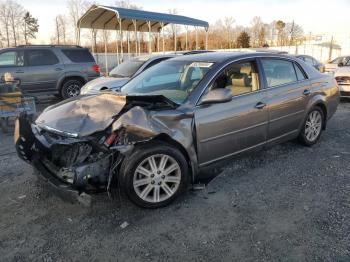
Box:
(0, 99), (349, 262)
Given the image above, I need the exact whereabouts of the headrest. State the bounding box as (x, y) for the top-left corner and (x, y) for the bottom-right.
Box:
(240, 66), (252, 75)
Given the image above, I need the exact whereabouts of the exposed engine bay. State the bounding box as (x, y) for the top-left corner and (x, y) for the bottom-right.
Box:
(14, 93), (198, 195)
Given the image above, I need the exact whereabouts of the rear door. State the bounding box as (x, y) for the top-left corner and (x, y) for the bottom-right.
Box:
(21, 49), (63, 93)
(195, 59), (269, 166)
(260, 58), (311, 144)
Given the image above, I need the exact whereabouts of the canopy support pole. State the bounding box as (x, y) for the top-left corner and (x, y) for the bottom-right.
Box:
(127, 31), (130, 57)
(132, 19), (138, 56)
(195, 26), (198, 50)
(91, 30), (95, 54)
(185, 25), (188, 51)
(174, 25), (177, 52)
(115, 29), (120, 65)
(119, 18), (123, 62)
(161, 22), (165, 53)
(205, 27), (208, 50)
(103, 30), (108, 75)
(147, 21), (152, 54)
(157, 31), (160, 52)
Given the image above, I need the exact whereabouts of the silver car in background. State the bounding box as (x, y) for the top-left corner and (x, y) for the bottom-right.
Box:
(80, 51), (214, 95)
(80, 54), (176, 95)
(15, 52), (339, 208)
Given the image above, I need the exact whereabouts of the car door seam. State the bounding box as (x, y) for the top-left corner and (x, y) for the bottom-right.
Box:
(199, 121), (269, 143)
(269, 109), (305, 123)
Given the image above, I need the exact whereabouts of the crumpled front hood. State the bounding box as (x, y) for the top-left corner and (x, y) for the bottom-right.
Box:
(35, 93), (126, 137)
(80, 77), (130, 94)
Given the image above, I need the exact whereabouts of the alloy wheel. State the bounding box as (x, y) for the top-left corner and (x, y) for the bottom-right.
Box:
(305, 110), (322, 142)
(133, 154), (181, 203)
(66, 83), (81, 97)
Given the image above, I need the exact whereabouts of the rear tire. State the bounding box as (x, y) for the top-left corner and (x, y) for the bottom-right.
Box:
(60, 79), (83, 99)
(298, 106), (324, 146)
(120, 143), (189, 208)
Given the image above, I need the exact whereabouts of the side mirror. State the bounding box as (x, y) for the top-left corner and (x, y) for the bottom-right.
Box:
(199, 88), (232, 105)
(338, 62), (344, 67)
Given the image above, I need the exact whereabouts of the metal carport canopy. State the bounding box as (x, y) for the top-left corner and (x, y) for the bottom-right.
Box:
(78, 5), (209, 32)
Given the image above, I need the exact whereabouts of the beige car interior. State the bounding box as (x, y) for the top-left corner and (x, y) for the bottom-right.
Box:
(212, 62), (259, 96)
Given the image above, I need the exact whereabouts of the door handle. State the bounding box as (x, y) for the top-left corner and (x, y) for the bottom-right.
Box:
(255, 102), (266, 109)
(303, 89), (311, 96)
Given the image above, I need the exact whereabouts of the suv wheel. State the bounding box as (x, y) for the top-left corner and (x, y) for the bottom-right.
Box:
(61, 79), (83, 99)
(120, 143), (189, 208)
(299, 106), (324, 146)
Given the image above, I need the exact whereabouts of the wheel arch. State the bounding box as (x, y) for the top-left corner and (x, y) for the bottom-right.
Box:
(56, 73), (88, 91)
(150, 133), (196, 183)
(305, 96), (328, 130)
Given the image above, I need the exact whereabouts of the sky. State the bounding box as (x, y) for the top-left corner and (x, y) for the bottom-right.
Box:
(15, 0), (350, 44)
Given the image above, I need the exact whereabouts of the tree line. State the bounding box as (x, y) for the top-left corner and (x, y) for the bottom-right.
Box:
(0, 0), (39, 47)
(0, 0), (306, 52)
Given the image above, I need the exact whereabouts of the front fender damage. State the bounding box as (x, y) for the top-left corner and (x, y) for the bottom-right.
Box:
(111, 106), (199, 182)
(15, 94), (199, 202)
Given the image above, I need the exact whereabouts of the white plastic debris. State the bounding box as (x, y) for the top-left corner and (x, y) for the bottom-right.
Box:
(120, 221), (129, 229)
(18, 195), (26, 199)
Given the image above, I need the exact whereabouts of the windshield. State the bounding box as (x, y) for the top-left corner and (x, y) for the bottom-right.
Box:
(120, 60), (214, 104)
(110, 58), (146, 78)
(330, 56), (348, 64)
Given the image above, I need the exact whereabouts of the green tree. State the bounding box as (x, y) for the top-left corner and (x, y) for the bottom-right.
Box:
(275, 20), (286, 46)
(236, 31), (250, 48)
(23, 12), (39, 44)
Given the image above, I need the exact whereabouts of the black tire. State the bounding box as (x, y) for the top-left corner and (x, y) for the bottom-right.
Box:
(60, 79), (83, 99)
(298, 106), (324, 146)
(120, 142), (189, 208)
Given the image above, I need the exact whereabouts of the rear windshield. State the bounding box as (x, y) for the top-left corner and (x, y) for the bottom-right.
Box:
(109, 58), (147, 78)
(62, 49), (95, 63)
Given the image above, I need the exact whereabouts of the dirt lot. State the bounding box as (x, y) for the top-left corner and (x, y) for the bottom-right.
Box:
(0, 99), (349, 262)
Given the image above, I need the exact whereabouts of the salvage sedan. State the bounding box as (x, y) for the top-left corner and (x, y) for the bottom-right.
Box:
(15, 52), (339, 208)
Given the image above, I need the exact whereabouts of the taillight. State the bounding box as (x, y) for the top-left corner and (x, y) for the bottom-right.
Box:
(92, 64), (100, 73)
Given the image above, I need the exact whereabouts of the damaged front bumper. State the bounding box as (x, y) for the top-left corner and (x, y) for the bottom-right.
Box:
(15, 114), (117, 203)
(32, 158), (92, 206)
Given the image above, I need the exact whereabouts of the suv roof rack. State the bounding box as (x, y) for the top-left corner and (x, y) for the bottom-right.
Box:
(17, 45), (83, 48)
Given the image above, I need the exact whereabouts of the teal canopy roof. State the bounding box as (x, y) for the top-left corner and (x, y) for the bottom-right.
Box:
(78, 5), (209, 32)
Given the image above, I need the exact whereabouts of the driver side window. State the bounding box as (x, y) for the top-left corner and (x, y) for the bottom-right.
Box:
(211, 60), (259, 96)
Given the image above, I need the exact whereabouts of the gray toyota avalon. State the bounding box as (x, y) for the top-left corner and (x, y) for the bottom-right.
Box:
(15, 52), (339, 208)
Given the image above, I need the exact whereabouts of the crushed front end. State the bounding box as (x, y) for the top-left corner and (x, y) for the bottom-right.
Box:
(13, 93), (193, 203)
(14, 113), (123, 202)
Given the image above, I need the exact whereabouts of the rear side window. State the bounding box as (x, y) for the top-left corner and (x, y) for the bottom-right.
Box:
(62, 49), (95, 63)
(26, 50), (59, 66)
(294, 63), (307, 81)
(0, 51), (24, 66)
(261, 59), (298, 88)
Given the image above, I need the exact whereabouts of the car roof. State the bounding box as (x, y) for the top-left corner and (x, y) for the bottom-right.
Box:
(167, 51), (296, 63)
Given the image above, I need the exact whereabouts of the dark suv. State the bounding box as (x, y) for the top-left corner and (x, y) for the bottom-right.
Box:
(0, 45), (100, 99)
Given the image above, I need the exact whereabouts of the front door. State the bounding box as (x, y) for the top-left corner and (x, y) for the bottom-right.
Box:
(195, 59), (269, 167)
(0, 50), (25, 83)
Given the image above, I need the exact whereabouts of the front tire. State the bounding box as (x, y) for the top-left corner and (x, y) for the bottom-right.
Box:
(298, 106), (324, 146)
(120, 143), (189, 208)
